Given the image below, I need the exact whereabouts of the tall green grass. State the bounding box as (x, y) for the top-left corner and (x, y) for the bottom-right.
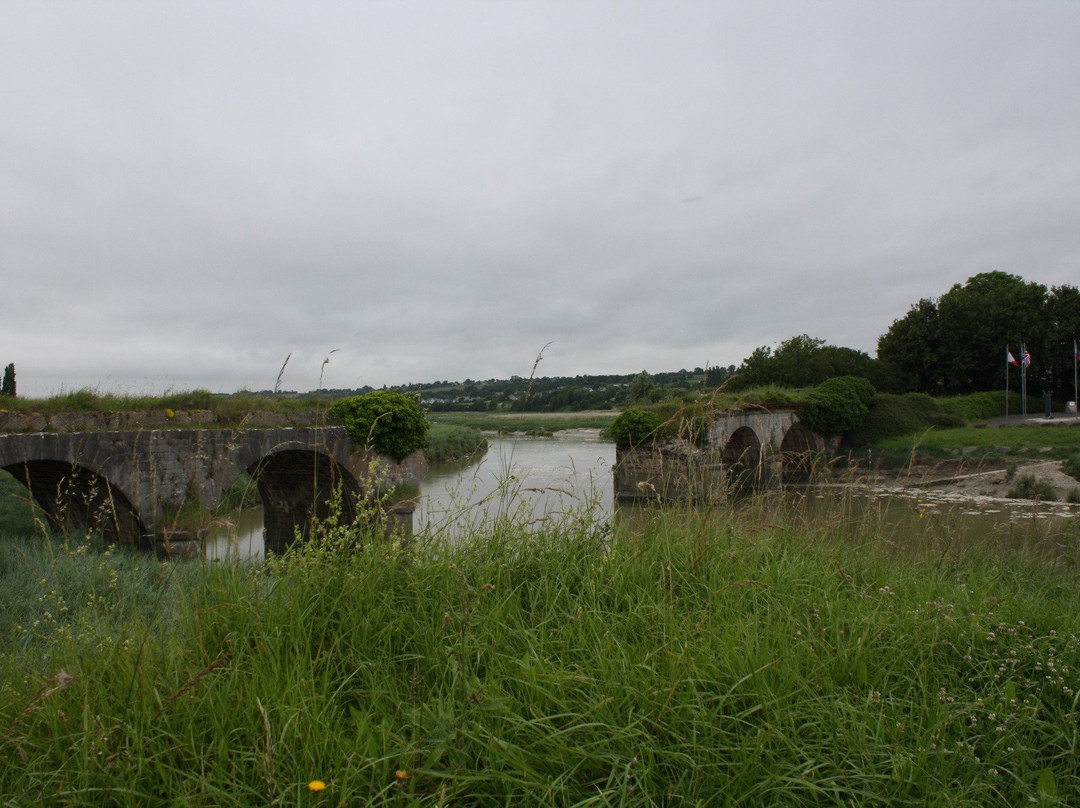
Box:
(873, 424), (1080, 461)
(424, 423), (488, 464)
(2, 491), (1080, 805)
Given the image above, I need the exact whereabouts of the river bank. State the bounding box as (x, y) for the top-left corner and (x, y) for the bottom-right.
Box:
(849, 457), (1080, 521)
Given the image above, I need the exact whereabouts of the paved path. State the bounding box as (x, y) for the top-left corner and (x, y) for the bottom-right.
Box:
(983, 412), (1080, 427)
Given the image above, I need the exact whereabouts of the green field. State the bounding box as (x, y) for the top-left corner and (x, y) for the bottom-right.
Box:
(1, 488), (1080, 805)
(873, 424), (1080, 460)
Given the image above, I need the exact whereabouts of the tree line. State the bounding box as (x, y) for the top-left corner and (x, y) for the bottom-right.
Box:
(730, 272), (1080, 400)
(321, 271), (1076, 413)
(403, 368), (735, 413)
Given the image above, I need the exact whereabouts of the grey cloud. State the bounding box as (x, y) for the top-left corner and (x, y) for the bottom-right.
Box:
(3, 1), (1080, 396)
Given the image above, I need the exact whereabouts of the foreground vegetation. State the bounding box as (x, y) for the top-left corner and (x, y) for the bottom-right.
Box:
(2, 484), (1080, 805)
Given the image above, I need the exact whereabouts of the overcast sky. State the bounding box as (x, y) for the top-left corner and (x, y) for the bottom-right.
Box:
(3, 1), (1078, 398)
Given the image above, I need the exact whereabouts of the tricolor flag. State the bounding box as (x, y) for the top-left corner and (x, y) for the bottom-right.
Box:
(1007, 350), (1019, 366)
(1022, 349), (1032, 368)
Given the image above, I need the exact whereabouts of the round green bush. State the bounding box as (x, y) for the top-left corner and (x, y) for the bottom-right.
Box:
(800, 376), (877, 437)
(328, 391), (429, 461)
(608, 407), (662, 447)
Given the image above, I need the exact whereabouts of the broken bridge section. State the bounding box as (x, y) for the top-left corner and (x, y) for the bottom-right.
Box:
(0, 426), (426, 555)
(613, 407), (828, 501)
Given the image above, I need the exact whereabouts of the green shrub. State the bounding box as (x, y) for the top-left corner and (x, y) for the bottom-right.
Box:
(1063, 452), (1080, 484)
(844, 393), (965, 448)
(934, 391), (1045, 422)
(642, 400), (714, 445)
(800, 376), (876, 437)
(327, 391), (429, 460)
(608, 407), (662, 447)
(935, 391), (1007, 422)
(1007, 474), (1057, 502)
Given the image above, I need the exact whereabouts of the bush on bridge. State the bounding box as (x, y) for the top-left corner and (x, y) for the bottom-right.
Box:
(608, 407), (662, 447)
(800, 376), (876, 437)
(328, 391), (429, 461)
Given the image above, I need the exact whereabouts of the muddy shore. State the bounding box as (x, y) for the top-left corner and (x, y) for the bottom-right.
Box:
(854, 458), (1080, 515)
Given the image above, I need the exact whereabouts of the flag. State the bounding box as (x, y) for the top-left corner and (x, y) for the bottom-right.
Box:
(1022, 350), (1032, 368)
(1007, 350), (1018, 366)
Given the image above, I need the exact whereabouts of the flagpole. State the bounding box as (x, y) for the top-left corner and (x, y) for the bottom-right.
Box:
(1074, 339), (1078, 418)
(1021, 343), (1027, 417)
(1005, 345), (1010, 418)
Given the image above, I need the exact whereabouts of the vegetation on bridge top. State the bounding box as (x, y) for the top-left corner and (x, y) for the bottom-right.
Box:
(0, 388), (327, 419)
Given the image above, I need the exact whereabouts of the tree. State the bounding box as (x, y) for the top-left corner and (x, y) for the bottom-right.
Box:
(878, 272), (1056, 395)
(1045, 285), (1080, 396)
(627, 371), (661, 405)
(1, 363), (13, 398)
(876, 298), (943, 393)
(726, 335), (885, 391)
(936, 272), (1046, 394)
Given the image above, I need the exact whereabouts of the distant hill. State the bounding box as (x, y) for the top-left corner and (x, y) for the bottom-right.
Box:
(268, 367), (736, 414)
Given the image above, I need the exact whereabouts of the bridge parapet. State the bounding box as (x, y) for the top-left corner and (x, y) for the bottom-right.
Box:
(0, 409), (328, 434)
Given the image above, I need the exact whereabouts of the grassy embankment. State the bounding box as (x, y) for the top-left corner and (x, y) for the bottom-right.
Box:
(844, 390), (1080, 465)
(424, 411), (618, 463)
(2, 470), (1080, 805)
(428, 410), (617, 438)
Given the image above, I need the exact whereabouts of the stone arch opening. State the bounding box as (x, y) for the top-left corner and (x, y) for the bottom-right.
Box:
(247, 449), (362, 555)
(203, 470), (266, 562)
(722, 427), (764, 494)
(2, 460), (147, 549)
(779, 422), (822, 483)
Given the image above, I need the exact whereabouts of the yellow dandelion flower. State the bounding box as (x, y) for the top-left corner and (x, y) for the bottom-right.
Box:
(395, 770), (408, 781)
(165, 408), (175, 419)
(308, 780), (327, 792)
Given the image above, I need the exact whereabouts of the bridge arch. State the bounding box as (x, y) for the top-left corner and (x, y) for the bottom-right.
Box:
(2, 459), (147, 548)
(246, 448), (364, 555)
(722, 426), (765, 493)
(779, 422), (824, 482)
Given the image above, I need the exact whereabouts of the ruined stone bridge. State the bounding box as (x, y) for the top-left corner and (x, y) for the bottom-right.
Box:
(0, 420), (425, 556)
(613, 407), (828, 500)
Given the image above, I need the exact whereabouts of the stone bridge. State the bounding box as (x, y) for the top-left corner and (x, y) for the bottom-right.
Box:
(0, 423), (425, 556)
(613, 407), (828, 500)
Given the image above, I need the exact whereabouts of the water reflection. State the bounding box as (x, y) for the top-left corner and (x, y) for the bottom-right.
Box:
(204, 508), (265, 562)
(417, 435), (615, 537)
